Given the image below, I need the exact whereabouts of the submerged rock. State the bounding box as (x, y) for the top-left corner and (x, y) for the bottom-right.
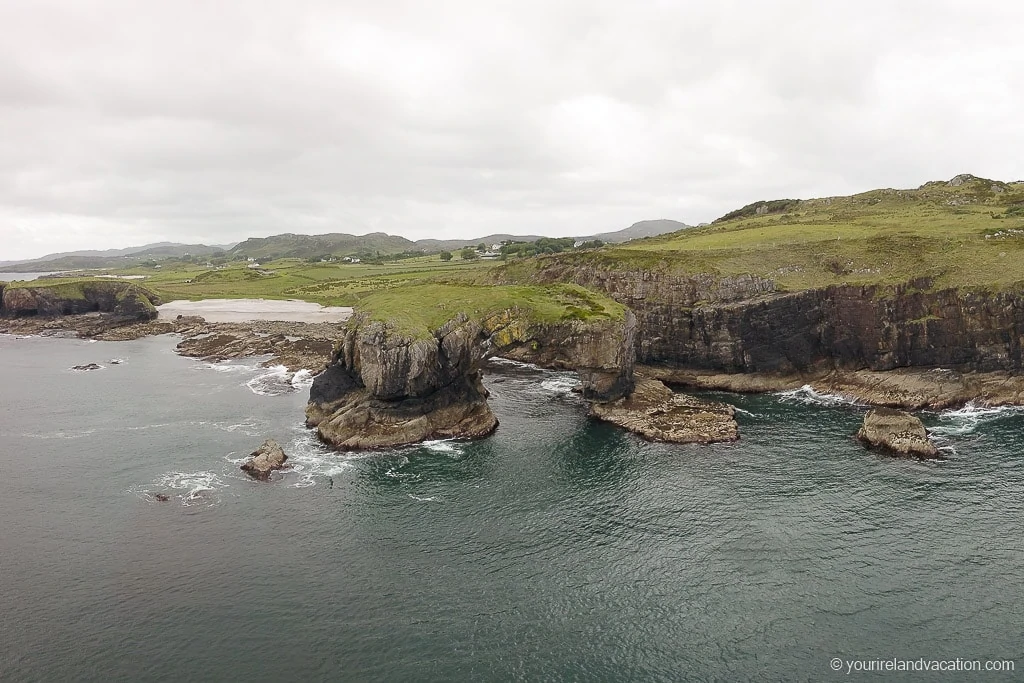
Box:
(154, 493), (170, 502)
(240, 439), (289, 480)
(589, 377), (738, 444)
(856, 408), (939, 458)
(71, 363), (103, 371)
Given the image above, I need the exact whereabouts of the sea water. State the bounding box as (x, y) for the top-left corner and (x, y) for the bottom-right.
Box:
(1, 334), (1023, 681)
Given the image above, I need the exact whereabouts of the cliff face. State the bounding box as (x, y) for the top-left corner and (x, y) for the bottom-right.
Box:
(530, 265), (1024, 375)
(484, 309), (636, 401)
(307, 309), (637, 450)
(0, 281), (160, 320)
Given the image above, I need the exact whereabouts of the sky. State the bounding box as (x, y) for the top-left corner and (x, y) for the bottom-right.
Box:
(1, 0), (1022, 261)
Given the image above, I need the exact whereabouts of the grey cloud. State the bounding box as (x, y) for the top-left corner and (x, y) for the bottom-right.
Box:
(1, 0), (1022, 259)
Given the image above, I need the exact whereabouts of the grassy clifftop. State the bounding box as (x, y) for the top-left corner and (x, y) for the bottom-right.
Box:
(511, 174), (1024, 292)
(351, 282), (627, 337)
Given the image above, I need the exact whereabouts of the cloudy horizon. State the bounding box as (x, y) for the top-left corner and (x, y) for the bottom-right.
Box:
(1, 0), (1022, 261)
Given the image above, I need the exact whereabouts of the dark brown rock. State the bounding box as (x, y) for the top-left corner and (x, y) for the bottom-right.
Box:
(856, 408), (939, 458)
(240, 439), (289, 480)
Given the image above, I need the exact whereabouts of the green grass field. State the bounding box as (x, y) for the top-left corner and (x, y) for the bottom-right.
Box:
(522, 175), (1024, 292)
(15, 175), (1024, 335)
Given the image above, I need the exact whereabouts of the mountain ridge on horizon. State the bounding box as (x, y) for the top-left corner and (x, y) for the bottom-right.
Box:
(0, 219), (691, 272)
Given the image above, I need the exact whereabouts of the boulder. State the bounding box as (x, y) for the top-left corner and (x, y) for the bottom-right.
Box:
(590, 377), (738, 444)
(240, 439), (289, 480)
(856, 408), (939, 458)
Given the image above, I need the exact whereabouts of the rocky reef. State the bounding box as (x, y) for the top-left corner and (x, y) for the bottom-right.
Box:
(856, 409), (939, 459)
(306, 310), (638, 450)
(590, 377), (738, 444)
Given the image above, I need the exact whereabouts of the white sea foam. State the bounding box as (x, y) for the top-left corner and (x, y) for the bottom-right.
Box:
(408, 494), (439, 502)
(290, 369), (315, 389)
(776, 384), (862, 407)
(418, 439), (465, 457)
(205, 418), (264, 436)
(245, 365), (297, 396)
(277, 429), (359, 488)
(541, 375), (582, 395)
(202, 360), (262, 374)
(928, 402), (1024, 437)
(148, 470), (230, 507)
(22, 428), (98, 440)
(487, 356), (542, 371)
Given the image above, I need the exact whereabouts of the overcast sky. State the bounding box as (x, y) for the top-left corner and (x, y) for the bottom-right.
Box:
(1, 0), (1022, 260)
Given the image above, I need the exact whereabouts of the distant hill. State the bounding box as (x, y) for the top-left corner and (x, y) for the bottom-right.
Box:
(581, 219), (691, 243)
(0, 242), (236, 273)
(412, 234), (547, 252)
(229, 232), (416, 260)
(0, 218), (691, 273)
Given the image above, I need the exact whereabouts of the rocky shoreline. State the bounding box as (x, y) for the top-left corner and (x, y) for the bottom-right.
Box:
(642, 364), (1024, 410)
(6, 304), (1024, 454)
(0, 312), (347, 372)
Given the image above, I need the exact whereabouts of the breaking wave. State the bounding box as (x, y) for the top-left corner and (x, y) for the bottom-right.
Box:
(776, 385), (862, 407)
(245, 365), (315, 396)
(135, 470), (231, 507)
(540, 375), (582, 395)
(928, 402), (1024, 437)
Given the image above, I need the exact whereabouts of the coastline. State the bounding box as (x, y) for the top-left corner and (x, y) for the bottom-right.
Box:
(5, 310), (1024, 413)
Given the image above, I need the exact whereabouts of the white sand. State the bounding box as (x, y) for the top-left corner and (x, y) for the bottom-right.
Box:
(157, 299), (353, 323)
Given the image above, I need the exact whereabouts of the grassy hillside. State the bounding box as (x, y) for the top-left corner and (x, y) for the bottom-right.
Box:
(228, 232), (416, 260)
(517, 174), (1024, 292)
(352, 282), (627, 337)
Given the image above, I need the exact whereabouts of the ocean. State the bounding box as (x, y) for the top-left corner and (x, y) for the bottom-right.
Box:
(1, 333), (1022, 681)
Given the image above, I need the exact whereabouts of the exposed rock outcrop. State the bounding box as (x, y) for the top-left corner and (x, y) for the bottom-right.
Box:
(241, 439), (289, 480)
(590, 377), (738, 444)
(856, 409), (939, 459)
(307, 310), (638, 450)
(1, 281), (160, 321)
(306, 315), (498, 450)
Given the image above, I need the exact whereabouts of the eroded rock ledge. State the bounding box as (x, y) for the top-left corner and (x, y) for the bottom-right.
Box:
(590, 377), (738, 444)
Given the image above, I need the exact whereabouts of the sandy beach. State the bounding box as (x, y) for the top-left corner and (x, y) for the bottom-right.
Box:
(156, 298), (353, 323)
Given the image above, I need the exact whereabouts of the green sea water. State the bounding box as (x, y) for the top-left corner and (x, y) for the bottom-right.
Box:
(1, 334), (1022, 681)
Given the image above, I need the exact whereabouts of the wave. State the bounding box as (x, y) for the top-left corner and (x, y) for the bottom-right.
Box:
(22, 428), (98, 440)
(775, 384), (862, 407)
(418, 439), (465, 457)
(143, 470), (230, 507)
(277, 428), (359, 488)
(540, 376), (582, 395)
(201, 360), (263, 374)
(408, 494), (439, 502)
(928, 402), (1024, 437)
(245, 365), (315, 396)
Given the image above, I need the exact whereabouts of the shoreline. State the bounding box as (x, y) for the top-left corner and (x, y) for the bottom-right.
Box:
(5, 311), (1024, 414)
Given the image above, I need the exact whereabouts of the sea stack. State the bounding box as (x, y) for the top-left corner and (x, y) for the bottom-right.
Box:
(241, 439), (289, 480)
(856, 408), (939, 458)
